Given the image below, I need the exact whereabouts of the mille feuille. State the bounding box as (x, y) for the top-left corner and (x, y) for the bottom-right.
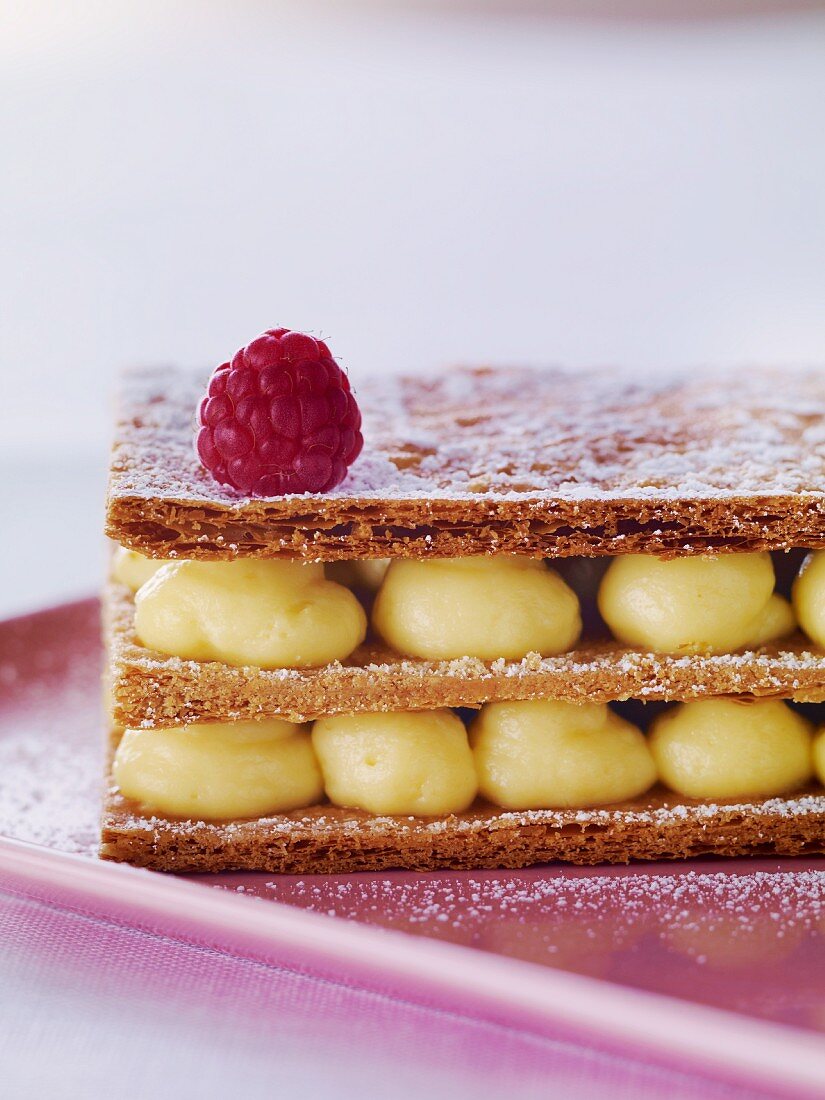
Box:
(100, 334), (825, 872)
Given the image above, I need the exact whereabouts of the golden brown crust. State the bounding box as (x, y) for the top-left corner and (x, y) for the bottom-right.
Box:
(106, 581), (825, 727)
(100, 782), (825, 873)
(106, 365), (825, 562)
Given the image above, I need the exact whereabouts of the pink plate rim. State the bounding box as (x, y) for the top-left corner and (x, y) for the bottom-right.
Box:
(1, 832), (824, 1098)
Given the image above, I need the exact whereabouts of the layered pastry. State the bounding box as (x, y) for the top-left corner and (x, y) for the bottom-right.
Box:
(100, 337), (825, 871)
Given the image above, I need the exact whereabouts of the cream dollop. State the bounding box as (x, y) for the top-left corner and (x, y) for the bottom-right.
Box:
(598, 552), (794, 654)
(312, 709), (478, 815)
(470, 699), (656, 810)
(372, 556), (581, 660)
(813, 725), (825, 787)
(326, 559), (390, 591)
(650, 698), (813, 800)
(112, 546), (167, 592)
(134, 559), (367, 668)
(792, 551), (825, 648)
(113, 718), (323, 819)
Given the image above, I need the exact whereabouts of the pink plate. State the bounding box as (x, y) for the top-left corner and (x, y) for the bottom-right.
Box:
(1, 598), (824, 1098)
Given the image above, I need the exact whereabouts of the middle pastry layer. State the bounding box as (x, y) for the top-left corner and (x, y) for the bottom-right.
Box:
(107, 579), (825, 728)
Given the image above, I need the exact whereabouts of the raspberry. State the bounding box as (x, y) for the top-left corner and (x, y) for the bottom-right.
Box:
(196, 328), (363, 496)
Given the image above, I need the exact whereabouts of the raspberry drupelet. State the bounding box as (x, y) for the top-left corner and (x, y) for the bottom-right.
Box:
(196, 328), (363, 496)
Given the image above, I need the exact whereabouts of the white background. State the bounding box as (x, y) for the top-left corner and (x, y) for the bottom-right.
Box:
(2, 1), (824, 616)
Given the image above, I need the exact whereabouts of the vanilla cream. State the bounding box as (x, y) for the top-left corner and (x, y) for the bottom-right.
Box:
(598, 552), (794, 654)
(650, 698), (813, 800)
(470, 699), (656, 810)
(112, 546), (166, 592)
(372, 556), (581, 661)
(814, 725), (825, 786)
(312, 709), (478, 815)
(134, 559), (366, 668)
(326, 558), (390, 591)
(793, 551), (825, 647)
(113, 718), (323, 819)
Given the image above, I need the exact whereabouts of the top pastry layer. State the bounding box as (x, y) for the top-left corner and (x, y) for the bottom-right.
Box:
(106, 364), (825, 560)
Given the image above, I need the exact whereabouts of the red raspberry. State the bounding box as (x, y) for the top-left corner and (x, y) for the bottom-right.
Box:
(195, 328), (363, 496)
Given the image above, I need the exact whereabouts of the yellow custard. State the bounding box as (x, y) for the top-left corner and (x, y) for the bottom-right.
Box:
(598, 552), (794, 654)
(113, 718), (323, 819)
(312, 710), (478, 815)
(814, 726), (825, 786)
(793, 551), (825, 647)
(326, 558), (390, 591)
(470, 699), (656, 810)
(650, 698), (813, 800)
(112, 546), (167, 592)
(372, 556), (581, 661)
(134, 559), (366, 668)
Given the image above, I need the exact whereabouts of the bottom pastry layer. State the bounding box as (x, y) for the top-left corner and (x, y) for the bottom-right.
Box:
(101, 783), (825, 873)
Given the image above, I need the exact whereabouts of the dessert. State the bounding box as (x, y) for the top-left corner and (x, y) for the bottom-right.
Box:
(100, 340), (825, 871)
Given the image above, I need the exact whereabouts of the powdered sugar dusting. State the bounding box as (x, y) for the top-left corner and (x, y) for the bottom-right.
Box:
(109, 791), (825, 840)
(264, 866), (825, 936)
(263, 865), (825, 1029)
(229, 864), (825, 1030)
(109, 364), (825, 506)
(0, 600), (103, 856)
(124, 640), (825, 700)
